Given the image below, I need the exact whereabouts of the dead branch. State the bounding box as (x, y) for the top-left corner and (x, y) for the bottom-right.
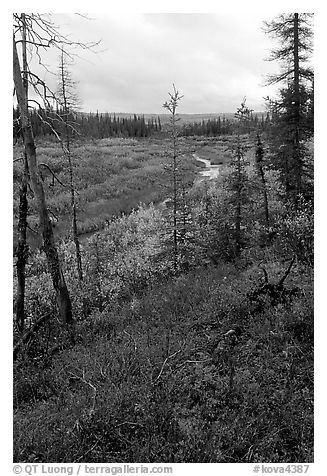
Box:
(116, 421), (144, 428)
(68, 369), (97, 417)
(27, 224), (39, 234)
(260, 266), (269, 284)
(13, 312), (51, 360)
(34, 111), (62, 141)
(14, 13), (101, 71)
(33, 107), (81, 151)
(27, 182), (34, 197)
(47, 209), (59, 222)
(152, 344), (185, 384)
(27, 98), (46, 108)
(38, 163), (67, 187)
(123, 329), (137, 351)
(25, 71), (55, 108)
(73, 439), (100, 463)
(248, 256), (299, 308)
(176, 358), (211, 369)
(279, 255), (296, 286)
(15, 39), (53, 48)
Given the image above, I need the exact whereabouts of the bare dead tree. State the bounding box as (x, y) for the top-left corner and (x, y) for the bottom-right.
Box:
(14, 35), (73, 325)
(57, 48), (83, 281)
(13, 14), (86, 326)
(13, 14), (100, 326)
(13, 13), (100, 107)
(15, 14), (29, 334)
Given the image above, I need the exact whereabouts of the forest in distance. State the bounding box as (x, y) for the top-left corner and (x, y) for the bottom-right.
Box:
(13, 13), (314, 465)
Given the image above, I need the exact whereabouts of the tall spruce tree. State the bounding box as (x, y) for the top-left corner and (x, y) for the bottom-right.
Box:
(162, 85), (189, 270)
(264, 13), (313, 202)
(225, 99), (252, 259)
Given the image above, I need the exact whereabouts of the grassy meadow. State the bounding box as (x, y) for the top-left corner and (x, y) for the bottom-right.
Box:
(13, 135), (236, 247)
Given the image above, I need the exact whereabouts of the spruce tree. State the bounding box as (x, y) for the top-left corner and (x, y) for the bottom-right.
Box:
(264, 13), (313, 203)
(162, 85), (192, 270)
(226, 99), (252, 258)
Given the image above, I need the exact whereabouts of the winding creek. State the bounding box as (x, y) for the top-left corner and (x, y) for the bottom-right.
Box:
(79, 152), (223, 241)
(193, 153), (223, 181)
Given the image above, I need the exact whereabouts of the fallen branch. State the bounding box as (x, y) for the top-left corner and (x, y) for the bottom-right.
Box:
(152, 345), (185, 384)
(73, 438), (100, 463)
(13, 157), (24, 163)
(116, 421), (144, 428)
(13, 312), (51, 360)
(68, 369), (97, 417)
(123, 329), (137, 351)
(176, 358), (211, 369)
(249, 255), (298, 308)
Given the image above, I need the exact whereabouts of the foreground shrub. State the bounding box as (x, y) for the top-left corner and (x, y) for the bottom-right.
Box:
(14, 264), (313, 463)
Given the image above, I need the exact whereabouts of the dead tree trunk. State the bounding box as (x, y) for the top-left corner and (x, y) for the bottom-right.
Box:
(15, 14), (29, 334)
(255, 133), (270, 229)
(15, 159), (28, 333)
(13, 36), (73, 326)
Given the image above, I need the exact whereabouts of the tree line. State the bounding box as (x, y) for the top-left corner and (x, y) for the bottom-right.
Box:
(14, 106), (273, 140)
(181, 112), (271, 137)
(14, 106), (162, 140)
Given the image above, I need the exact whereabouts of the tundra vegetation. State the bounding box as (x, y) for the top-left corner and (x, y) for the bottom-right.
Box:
(13, 13), (313, 463)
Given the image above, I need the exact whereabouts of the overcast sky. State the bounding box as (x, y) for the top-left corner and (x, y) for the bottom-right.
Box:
(31, 12), (281, 114)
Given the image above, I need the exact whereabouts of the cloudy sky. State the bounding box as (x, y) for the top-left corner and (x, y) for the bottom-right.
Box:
(30, 12), (281, 114)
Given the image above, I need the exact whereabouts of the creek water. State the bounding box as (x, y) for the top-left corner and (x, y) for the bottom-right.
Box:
(193, 153), (222, 181)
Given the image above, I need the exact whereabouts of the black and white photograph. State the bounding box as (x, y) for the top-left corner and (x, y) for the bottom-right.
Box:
(11, 5), (316, 472)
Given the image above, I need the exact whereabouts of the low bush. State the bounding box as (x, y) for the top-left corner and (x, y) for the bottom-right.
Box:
(14, 261), (313, 462)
